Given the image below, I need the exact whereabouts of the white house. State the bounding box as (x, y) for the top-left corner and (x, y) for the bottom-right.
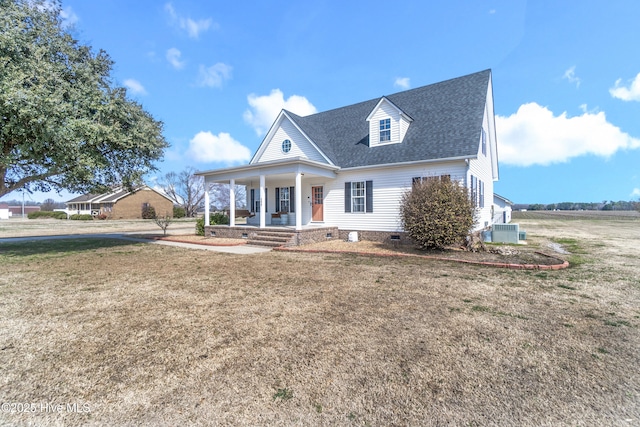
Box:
(197, 70), (499, 243)
(493, 193), (513, 224)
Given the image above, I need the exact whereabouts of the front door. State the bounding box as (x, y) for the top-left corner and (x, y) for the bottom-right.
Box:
(312, 186), (323, 222)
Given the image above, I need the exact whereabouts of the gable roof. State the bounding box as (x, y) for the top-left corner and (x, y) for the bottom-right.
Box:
(285, 69), (492, 168)
(66, 185), (173, 205)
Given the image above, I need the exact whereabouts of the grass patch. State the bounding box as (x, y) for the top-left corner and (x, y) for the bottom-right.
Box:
(273, 388), (294, 401)
(0, 238), (141, 263)
(0, 216), (639, 425)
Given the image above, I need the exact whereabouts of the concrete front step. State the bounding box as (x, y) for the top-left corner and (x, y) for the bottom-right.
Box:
(247, 230), (296, 247)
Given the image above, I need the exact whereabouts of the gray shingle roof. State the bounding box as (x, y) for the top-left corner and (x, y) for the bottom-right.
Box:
(66, 193), (102, 203)
(286, 69), (491, 168)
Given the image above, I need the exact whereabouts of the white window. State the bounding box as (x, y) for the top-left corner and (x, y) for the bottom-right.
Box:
(351, 181), (365, 213)
(278, 187), (290, 212)
(379, 118), (391, 142)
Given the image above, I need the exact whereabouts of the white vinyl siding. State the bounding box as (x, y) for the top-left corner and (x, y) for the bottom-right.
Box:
(322, 162), (467, 232)
(254, 117), (328, 164)
(469, 154), (493, 228)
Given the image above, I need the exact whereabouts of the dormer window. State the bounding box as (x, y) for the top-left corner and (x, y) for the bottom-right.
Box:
(379, 119), (391, 142)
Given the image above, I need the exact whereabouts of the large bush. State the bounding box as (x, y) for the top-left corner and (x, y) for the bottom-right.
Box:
(195, 213), (230, 236)
(400, 178), (476, 250)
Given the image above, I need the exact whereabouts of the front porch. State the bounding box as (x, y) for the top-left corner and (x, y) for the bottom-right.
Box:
(204, 224), (340, 247)
(198, 157), (340, 232)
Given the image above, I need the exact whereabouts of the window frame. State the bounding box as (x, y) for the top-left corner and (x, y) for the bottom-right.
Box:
(379, 118), (391, 142)
(351, 181), (365, 213)
(344, 181), (373, 213)
(281, 139), (292, 153)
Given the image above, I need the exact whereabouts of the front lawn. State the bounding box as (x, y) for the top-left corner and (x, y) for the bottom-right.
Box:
(0, 217), (638, 426)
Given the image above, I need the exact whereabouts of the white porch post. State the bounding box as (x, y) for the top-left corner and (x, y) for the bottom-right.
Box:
(295, 172), (302, 231)
(259, 174), (266, 229)
(204, 183), (210, 226)
(229, 179), (236, 227)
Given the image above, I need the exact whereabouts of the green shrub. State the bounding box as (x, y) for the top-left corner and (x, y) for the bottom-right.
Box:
(210, 212), (230, 225)
(400, 177), (476, 250)
(69, 214), (94, 220)
(195, 213), (230, 236)
(27, 211), (67, 219)
(141, 205), (156, 219)
(173, 206), (186, 218)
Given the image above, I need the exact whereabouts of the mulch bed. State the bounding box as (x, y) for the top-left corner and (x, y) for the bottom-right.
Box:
(276, 240), (569, 270)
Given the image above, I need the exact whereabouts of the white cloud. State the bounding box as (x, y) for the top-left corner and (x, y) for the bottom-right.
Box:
(610, 72), (640, 101)
(563, 66), (581, 88)
(631, 188), (640, 198)
(394, 77), (411, 90)
(496, 102), (640, 166)
(187, 131), (251, 164)
(123, 79), (147, 95)
(243, 89), (317, 135)
(197, 63), (232, 88)
(166, 48), (185, 69)
(60, 6), (79, 27)
(164, 2), (213, 39)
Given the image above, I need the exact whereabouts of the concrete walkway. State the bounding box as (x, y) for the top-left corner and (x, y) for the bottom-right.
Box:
(0, 233), (272, 254)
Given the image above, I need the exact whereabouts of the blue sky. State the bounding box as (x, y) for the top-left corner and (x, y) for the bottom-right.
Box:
(5, 0), (640, 205)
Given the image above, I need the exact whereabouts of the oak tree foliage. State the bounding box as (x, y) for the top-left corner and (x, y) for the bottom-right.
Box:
(0, 0), (167, 197)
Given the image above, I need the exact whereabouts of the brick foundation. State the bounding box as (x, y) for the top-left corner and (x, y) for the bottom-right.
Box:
(205, 226), (340, 246)
(338, 230), (412, 245)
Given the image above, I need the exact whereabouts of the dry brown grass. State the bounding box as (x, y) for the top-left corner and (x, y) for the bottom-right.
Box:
(0, 216), (639, 426)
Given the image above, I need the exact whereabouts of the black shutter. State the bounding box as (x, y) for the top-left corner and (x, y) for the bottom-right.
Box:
(365, 180), (373, 213)
(265, 188), (268, 212)
(344, 182), (351, 213)
(250, 189), (255, 212)
(275, 188), (280, 212)
(289, 186), (295, 213)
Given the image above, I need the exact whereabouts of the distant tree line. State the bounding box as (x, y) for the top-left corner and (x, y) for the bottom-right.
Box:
(525, 200), (639, 211)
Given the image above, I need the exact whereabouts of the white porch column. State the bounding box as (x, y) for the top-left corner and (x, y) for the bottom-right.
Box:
(204, 183), (210, 226)
(295, 172), (302, 231)
(259, 174), (266, 229)
(229, 179), (236, 227)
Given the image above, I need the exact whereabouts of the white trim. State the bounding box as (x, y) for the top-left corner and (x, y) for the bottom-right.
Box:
(339, 155), (476, 172)
(295, 172), (302, 230)
(250, 111), (335, 166)
(204, 188), (210, 227)
(259, 175), (266, 228)
(365, 97), (413, 122)
(229, 178), (236, 227)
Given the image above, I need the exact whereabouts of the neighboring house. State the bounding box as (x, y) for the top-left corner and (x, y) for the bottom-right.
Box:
(0, 203), (9, 220)
(493, 194), (513, 224)
(197, 70), (499, 240)
(65, 186), (173, 219)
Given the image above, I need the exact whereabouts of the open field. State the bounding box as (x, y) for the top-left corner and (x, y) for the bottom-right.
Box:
(0, 218), (198, 238)
(0, 214), (639, 425)
(513, 210), (640, 221)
